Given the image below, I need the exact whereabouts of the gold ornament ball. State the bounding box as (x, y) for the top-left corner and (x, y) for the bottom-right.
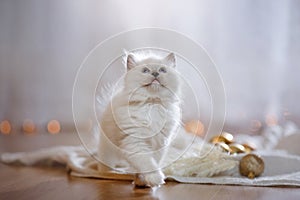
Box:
(239, 154), (264, 179)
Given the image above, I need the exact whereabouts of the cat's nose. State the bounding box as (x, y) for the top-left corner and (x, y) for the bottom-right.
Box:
(152, 72), (159, 77)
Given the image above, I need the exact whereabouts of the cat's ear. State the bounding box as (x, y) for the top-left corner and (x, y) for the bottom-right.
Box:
(126, 53), (138, 70)
(164, 53), (176, 68)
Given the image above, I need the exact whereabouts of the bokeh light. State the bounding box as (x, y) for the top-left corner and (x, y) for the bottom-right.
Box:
(47, 120), (61, 134)
(265, 114), (278, 126)
(184, 120), (205, 136)
(250, 120), (262, 132)
(0, 120), (12, 135)
(22, 119), (36, 134)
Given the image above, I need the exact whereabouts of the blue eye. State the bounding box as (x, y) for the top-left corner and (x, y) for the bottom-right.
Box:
(159, 67), (167, 73)
(142, 67), (150, 73)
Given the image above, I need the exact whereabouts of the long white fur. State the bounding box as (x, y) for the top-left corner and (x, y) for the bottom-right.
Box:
(98, 51), (182, 187)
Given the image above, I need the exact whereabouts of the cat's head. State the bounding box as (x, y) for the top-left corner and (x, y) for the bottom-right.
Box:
(123, 51), (181, 98)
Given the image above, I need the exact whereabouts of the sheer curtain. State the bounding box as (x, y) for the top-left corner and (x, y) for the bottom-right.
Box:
(0, 0), (299, 134)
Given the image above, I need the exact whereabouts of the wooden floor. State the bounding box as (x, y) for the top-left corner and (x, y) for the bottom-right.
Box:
(1, 133), (300, 200)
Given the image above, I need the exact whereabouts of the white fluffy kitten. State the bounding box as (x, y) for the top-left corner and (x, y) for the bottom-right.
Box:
(98, 51), (182, 187)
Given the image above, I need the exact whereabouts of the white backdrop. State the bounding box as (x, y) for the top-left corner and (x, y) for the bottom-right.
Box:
(0, 0), (299, 133)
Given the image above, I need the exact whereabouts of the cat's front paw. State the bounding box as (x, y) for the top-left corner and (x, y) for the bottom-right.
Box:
(145, 171), (165, 187)
(134, 171), (165, 188)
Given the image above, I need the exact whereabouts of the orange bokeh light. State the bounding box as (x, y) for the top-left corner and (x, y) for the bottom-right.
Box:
(47, 120), (61, 134)
(22, 119), (36, 134)
(265, 114), (278, 126)
(184, 120), (205, 136)
(0, 120), (12, 134)
(250, 120), (262, 132)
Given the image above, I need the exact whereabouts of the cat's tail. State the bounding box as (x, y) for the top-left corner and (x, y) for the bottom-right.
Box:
(90, 83), (115, 145)
(95, 83), (114, 121)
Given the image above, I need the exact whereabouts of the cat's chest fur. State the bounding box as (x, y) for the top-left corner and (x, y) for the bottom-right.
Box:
(131, 99), (166, 131)
(114, 97), (178, 137)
